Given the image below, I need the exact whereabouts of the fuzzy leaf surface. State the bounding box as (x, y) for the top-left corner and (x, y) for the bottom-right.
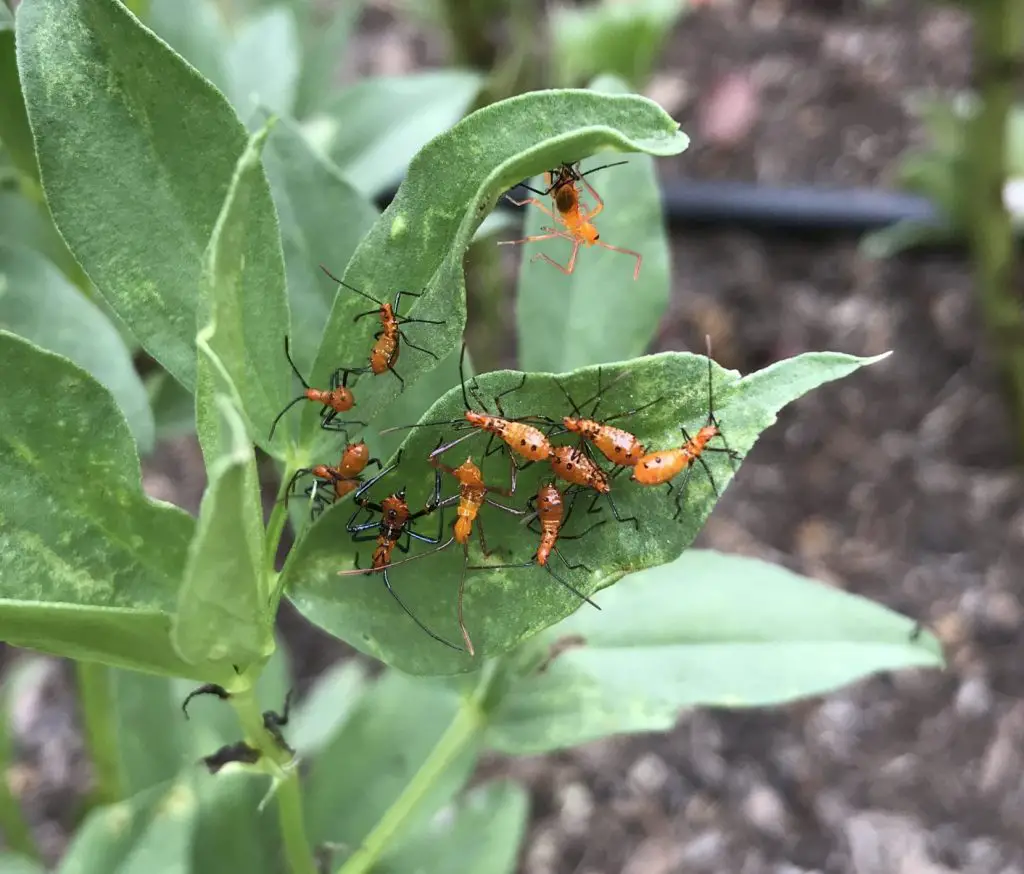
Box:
(285, 349), (887, 674)
(0, 332), (226, 682)
(16, 0), (261, 389)
(485, 549), (943, 754)
(291, 88), (688, 461)
(0, 241), (154, 451)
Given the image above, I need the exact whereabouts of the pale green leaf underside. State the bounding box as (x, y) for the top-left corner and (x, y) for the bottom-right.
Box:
(285, 349), (887, 676)
(486, 549), (943, 754)
(288, 88), (689, 463)
(174, 394), (269, 668)
(0, 332), (223, 682)
(0, 241), (154, 452)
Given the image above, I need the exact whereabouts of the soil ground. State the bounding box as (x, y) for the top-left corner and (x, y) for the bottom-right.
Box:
(10, 1), (1024, 872)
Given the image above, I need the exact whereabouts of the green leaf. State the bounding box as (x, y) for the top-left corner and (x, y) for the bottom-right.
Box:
(0, 855), (44, 874)
(288, 660), (366, 754)
(485, 549), (942, 753)
(109, 669), (187, 796)
(260, 113), (378, 376)
(285, 349), (887, 675)
(516, 76), (679, 371)
(380, 781), (529, 874)
(0, 240), (154, 452)
(16, 0), (262, 390)
(173, 393), (270, 669)
(302, 70), (483, 197)
(550, 0), (687, 89)
(0, 192), (81, 281)
(292, 0), (364, 118)
(225, 6), (299, 117)
(304, 670), (479, 849)
(294, 88), (688, 458)
(147, 370), (196, 442)
(0, 331), (226, 682)
(57, 779), (197, 874)
(144, 0), (230, 93)
(113, 780), (197, 874)
(193, 120), (290, 454)
(0, 12), (38, 184)
(190, 772), (279, 874)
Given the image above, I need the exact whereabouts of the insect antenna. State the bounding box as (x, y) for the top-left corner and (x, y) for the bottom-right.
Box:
(702, 334), (741, 471)
(380, 566), (464, 652)
(319, 263), (384, 308)
(269, 337), (314, 441)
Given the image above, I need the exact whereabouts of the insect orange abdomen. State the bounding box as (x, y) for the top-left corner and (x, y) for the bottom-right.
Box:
(549, 445), (610, 493)
(534, 484), (564, 566)
(339, 441), (370, 476)
(630, 448), (689, 485)
(502, 422), (552, 462)
(565, 417), (645, 467)
(334, 479), (359, 500)
(372, 540), (393, 568)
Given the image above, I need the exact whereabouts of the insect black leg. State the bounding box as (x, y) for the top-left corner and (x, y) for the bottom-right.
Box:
(493, 374), (527, 418)
(544, 555), (601, 610)
(387, 368), (406, 391)
(380, 567), (464, 651)
(398, 333), (440, 360)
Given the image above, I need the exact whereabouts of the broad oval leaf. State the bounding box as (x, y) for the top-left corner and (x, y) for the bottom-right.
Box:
(193, 121), (290, 455)
(144, 0), (230, 94)
(260, 113), (378, 379)
(515, 75), (678, 371)
(0, 331), (226, 683)
(379, 781), (529, 874)
(550, 0), (687, 89)
(484, 549), (944, 754)
(303, 70), (484, 198)
(304, 670), (479, 850)
(173, 393), (270, 669)
(0, 10), (37, 185)
(16, 0), (266, 390)
(291, 88), (689, 460)
(284, 349), (888, 675)
(224, 6), (299, 118)
(0, 240), (154, 452)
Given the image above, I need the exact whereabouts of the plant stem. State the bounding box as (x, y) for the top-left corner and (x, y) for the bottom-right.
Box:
(968, 0), (1024, 456)
(276, 767), (317, 874)
(231, 688), (317, 874)
(75, 662), (124, 808)
(336, 692), (485, 874)
(0, 687), (39, 862)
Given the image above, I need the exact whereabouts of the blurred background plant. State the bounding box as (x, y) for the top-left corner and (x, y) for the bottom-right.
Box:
(0, 0), (1022, 873)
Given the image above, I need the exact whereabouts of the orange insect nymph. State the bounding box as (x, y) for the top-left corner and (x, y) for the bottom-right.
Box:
(629, 339), (742, 519)
(269, 336), (365, 440)
(499, 159), (641, 280)
(339, 440), (372, 476)
(533, 483), (565, 566)
(339, 457), (463, 651)
(548, 444), (610, 494)
(320, 266), (444, 390)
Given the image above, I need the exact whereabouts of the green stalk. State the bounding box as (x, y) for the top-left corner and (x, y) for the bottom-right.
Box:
(231, 688), (316, 874)
(967, 0), (1024, 455)
(75, 662), (124, 808)
(336, 697), (484, 874)
(0, 687), (39, 862)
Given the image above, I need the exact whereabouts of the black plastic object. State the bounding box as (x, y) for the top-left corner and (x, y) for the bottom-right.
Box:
(375, 177), (945, 238)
